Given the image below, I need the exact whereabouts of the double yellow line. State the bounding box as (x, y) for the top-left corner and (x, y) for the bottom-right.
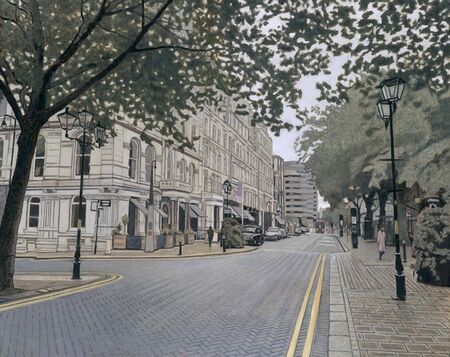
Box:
(0, 273), (122, 313)
(286, 254), (327, 357)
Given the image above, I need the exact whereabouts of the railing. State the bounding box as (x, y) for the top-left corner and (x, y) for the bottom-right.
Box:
(160, 179), (191, 192)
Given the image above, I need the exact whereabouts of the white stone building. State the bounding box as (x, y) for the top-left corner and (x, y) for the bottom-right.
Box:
(0, 94), (276, 253)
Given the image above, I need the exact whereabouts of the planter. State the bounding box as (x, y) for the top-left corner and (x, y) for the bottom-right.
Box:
(126, 236), (143, 250)
(187, 233), (195, 243)
(156, 235), (167, 250)
(113, 234), (126, 249)
(165, 235), (174, 249)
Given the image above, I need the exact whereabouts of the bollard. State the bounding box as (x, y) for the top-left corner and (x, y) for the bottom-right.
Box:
(402, 239), (407, 263)
(222, 237), (226, 253)
(179, 241), (182, 256)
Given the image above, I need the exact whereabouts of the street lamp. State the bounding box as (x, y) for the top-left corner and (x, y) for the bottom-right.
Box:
(1, 114), (18, 185)
(58, 107), (106, 279)
(376, 76), (406, 301)
(222, 179), (232, 252)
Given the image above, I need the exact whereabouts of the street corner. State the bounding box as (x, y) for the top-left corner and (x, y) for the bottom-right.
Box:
(0, 272), (121, 313)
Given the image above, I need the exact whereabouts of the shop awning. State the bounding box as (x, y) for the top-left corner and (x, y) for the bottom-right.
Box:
(275, 216), (285, 225)
(129, 198), (167, 218)
(229, 206), (241, 218)
(243, 210), (255, 222)
(190, 205), (207, 217)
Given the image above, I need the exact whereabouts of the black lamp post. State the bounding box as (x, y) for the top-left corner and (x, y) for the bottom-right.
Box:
(1, 114), (17, 185)
(145, 160), (157, 236)
(58, 107), (106, 279)
(376, 76), (406, 301)
(222, 179), (232, 252)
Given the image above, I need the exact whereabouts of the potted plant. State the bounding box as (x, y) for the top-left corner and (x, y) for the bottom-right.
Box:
(185, 228), (195, 243)
(112, 223), (126, 249)
(165, 228), (176, 248)
(157, 226), (170, 250)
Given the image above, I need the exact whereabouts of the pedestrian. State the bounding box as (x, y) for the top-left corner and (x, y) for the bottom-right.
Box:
(377, 225), (386, 260)
(207, 226), (214, 247)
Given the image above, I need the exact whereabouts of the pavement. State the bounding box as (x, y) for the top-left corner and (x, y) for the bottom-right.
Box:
(333, 234), (450, 357)
(17, 240), (257, 260)
(1, 233), (448, 357)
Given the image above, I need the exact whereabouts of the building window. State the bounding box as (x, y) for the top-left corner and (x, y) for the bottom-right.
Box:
(189, 163), (195, 187)
(0, 137), (3, 177)
(71, 196), (86, 228)
(128, 139), (139, 179)
(34, 135), (45, 177)
(191, 125), (196, 140)
(166, 151), (173, 179)
(218, 155), (222, 173)
(204, 146), (209, 166)
(145, 145), (155, 182)
(179, 158), (186, 182)
(28, 197), (40, 228)
(203, 170), (208, 191)
(75, 135), (91, 176)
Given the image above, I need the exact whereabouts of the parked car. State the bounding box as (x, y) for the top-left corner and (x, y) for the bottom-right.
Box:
(280, 228), (287, 239)
(243, 225), (264, 246)
(264, 227), (283, 241)
(301, 226), (310, 233)
(294, 227), (302, 235)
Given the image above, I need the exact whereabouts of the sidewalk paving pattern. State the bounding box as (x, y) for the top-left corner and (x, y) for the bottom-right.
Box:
(335, 236), (450, 357)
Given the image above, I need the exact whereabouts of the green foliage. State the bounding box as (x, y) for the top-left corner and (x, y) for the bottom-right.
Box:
(413, 206), (450, 286)
(222, 217), (243, 248)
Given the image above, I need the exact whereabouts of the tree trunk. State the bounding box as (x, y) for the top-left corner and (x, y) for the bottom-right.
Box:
(363, 190), (376, 240)
(377, 189), (388, 229)
(0, 127), (40, 290)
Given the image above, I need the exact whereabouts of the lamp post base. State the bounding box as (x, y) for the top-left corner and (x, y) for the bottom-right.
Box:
(72, 261), (81, 280)
(395, 273), (406, 301)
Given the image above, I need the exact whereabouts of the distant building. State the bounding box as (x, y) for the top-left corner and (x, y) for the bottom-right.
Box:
(272, 155), (285, 227)
(283, 161), (318, 227)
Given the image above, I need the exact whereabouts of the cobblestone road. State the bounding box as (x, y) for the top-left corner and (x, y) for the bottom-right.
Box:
(0, 234), (342, 357)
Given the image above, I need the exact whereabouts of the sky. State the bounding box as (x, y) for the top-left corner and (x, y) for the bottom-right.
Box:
(270, 55), (350, 209)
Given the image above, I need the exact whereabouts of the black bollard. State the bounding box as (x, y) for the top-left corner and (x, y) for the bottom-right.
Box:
(222, 237), (226, 253)
(179, 241), (182, 256)
(402, 239), (407, 263)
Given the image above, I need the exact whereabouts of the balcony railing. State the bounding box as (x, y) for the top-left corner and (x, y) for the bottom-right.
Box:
(160, 179), (191, 192)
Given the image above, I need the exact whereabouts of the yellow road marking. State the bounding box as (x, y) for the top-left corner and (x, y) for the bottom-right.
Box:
(286, 254), (323, 357)
(302, 254), (326, 357)
(0, 274), (122, 313)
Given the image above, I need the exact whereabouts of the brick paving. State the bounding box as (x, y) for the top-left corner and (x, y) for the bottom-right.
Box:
(1, 235), (340, 357)
(335, 235), (450, 357)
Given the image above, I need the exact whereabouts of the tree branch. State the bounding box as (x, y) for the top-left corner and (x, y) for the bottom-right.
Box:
(42, 0), (175, 124)
(41, 0), (109, 88)
(0, 72), (24, 121)
(132, 45), (219, 53)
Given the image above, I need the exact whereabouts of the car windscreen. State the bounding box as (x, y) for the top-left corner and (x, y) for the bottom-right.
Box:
(243, 227), (257, 233)
(267, 228), (278, 232)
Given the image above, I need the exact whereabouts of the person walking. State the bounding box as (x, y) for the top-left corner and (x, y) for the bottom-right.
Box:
(377, 226), (386, 260)
(207, 226), (214, 247)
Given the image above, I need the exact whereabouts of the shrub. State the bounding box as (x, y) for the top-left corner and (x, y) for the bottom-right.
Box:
(413, 206), (450, 287)
(222, 218), (244, 248)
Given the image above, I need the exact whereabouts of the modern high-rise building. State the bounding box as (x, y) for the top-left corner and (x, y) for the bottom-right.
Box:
(272, 155), (285, 227)
(283, 161), (318, 227)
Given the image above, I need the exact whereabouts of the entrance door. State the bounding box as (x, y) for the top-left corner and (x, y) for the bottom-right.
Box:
(178, 204), (185, 232)
(128, 200), (138, 236)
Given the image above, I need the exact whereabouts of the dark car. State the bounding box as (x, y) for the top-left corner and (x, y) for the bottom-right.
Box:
(243, 225), (264, 246)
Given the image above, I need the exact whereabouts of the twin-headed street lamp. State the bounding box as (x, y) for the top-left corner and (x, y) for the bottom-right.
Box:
(222, 179), (232, 252)
(376, 76), (407, 301)
(58, 107), (106, 279)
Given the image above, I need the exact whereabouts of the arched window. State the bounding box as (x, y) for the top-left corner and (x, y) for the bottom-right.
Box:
(0, 137), (3, 176)
(145, 145), (155, 182)
(191, 125), (196, 140)
(189, 163), (195, 187)
(166, 151), (173, 179)
(75, 135), (91, 176)
(212, 150), (216, 170)
(71, 196), (86, 228)
(224, 156), (227, 173)
(218, 155), (222, 173)
(34, 135), (45, 177)
(179, 159), (186, 182)
(28, 197), (40, 228)
(128, 139), (139, 179)
(203, 170), (208, 191)
(209, 177), (213, 193)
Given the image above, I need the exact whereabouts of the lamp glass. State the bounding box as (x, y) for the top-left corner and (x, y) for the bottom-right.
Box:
(377, 99), (391, 119)
(57, 108), (77, 131)
(94, 122), (106, 143)
(223, 179), (231, 194)
(379, 77), (406, 101)
(77, 109), (94, 129)
(1, 118), (7, 129)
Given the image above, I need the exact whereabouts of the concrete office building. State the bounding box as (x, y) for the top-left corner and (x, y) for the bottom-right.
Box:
(283, 161), (318, 227)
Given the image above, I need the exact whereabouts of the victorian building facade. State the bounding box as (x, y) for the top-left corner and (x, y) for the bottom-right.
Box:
(0, 95), (277, 253)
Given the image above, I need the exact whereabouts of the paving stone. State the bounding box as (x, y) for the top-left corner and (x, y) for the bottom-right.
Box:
(329, 352), (353, 357)
(329, 335), (351, 351)
(411, 335), (436, 343)
(359, 341), (379, 350)
(388, 335), (412, 343)
(367, 351), (396, 357)
(330, 304), (345, 312)
(405, 343), (431, 352)
(330, 312), (347, 321)
(355, 325), (373, 333)
(378, 342), (407, 352)
(330, 321), (350, 336)
(364, 333), (389, 342)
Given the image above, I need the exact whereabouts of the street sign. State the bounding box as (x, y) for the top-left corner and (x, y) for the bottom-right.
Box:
(99, 199), (111, 207)
(224, 208), (231, 214)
